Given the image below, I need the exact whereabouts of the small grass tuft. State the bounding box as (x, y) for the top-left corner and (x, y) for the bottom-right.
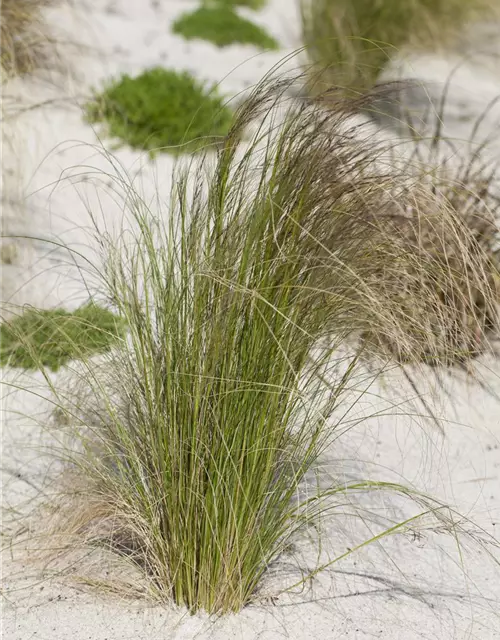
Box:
(172, 6), (279, 50)
(85, 68), (234, 155)
(0, 303), (126, 371)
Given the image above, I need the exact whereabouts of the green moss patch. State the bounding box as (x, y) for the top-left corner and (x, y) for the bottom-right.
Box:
(172, 6), (279, 50)
(85, 68), (234, 155)
(204, 0), (267, 9)
(0, 303), (126, 371)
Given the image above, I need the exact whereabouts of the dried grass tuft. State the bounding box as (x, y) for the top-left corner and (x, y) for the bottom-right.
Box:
(1, 0), (59, 79)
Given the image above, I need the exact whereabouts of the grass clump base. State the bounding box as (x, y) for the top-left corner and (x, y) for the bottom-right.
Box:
(301, 0), (496, 93)
(85, 68), (233, 155)
(172, 6), (279, 50)
(0, 303), (125, 371)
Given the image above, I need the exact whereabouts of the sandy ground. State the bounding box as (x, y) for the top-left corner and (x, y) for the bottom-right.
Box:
(1, 1), (500, 638)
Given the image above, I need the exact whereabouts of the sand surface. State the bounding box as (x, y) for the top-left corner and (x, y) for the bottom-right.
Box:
(2, 1), (500, 638)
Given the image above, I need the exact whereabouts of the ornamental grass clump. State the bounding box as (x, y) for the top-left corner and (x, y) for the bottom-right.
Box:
(48, 84), (412, 614)
(35, 79), (500, 615)
(85, 68), (234, 155)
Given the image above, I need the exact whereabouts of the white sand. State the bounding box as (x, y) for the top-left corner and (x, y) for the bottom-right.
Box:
(2, 1), (500, 638)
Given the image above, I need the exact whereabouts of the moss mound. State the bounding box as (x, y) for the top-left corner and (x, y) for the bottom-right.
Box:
(172, 6), (279, 49)
(205, 0), (267, 9)
(0, 303), (126, 371)
(85, 68), (233, 155)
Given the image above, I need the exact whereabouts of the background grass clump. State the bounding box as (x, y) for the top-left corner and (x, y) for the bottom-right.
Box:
(85, 68), (234, 155)
(172, 6), (279, 49)
(361, 184), (500, 365)
(301, 0), (496, 93)
(0, 303), (126, 371)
